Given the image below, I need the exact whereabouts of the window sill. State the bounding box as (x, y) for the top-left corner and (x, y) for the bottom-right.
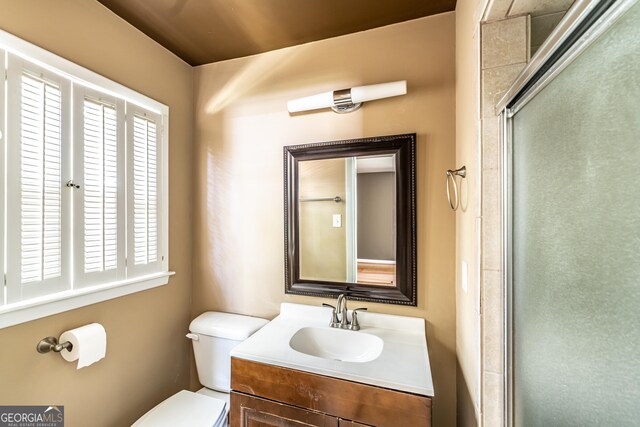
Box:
(0, 271), (175, 329)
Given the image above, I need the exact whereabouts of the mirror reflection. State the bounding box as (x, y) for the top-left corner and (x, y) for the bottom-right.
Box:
(298, 154), (396, 286)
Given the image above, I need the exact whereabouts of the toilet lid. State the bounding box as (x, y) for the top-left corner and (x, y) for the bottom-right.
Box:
(132, 390), (227, 427)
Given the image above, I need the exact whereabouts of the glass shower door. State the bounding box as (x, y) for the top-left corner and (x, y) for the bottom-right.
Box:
(508, 1), (640, 425)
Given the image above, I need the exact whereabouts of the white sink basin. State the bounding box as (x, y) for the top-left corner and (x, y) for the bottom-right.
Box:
(289, 326), (384, 363)
(232, 303), (434, 396)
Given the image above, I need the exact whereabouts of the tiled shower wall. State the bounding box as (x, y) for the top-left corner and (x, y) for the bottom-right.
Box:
(477, 1), (575, 425)
(479, 15), (529, 427)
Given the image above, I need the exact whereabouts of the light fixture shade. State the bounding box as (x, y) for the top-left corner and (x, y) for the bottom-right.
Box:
(351, 80), (406, 104)
(287, 91), (334, 113)
(287, 80), (407, 113)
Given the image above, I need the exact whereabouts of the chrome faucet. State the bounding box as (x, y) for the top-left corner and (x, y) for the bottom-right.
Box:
(323, 294), (367, 331)
(336, 294), (349, 329)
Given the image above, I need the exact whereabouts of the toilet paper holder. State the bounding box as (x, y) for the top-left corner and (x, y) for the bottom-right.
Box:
(36, 336), (73, 354)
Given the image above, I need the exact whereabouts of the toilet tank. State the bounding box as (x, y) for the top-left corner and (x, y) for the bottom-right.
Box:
(188, 312), (268, 392)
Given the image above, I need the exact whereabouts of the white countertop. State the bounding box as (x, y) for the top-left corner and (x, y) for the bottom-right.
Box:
(231, 303), (434, 397)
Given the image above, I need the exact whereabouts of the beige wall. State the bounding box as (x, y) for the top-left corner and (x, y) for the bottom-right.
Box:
(455, 0), (485, 425)
(0, 2), (193, 427)
(299, 158), (347, 282)
(193, 13), (457, 426)
(458, 1), (540, 425)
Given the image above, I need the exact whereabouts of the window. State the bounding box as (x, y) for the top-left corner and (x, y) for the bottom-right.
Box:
(0, 30), (171, 329)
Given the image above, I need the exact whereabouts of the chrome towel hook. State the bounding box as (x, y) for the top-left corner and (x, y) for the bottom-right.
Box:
(446, 166), (466, 211)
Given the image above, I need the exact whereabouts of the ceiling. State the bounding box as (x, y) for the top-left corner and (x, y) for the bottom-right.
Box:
(98, 0), (457, 66)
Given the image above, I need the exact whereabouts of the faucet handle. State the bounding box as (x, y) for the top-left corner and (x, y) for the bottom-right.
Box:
(322, 303), (340, 327)
(349, 308), (367, 331)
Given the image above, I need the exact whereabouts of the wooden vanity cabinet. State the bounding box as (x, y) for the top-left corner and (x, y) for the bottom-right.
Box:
(230, 357), (431, 427)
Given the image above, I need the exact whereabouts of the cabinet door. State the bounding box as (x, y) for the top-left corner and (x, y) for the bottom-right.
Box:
(231, 392), (338, 427)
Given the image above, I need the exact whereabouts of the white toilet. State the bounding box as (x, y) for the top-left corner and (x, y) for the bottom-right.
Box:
(132, 311), (269, 427)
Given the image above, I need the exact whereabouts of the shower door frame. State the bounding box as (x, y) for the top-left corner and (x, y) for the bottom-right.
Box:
(497, 0), (640, 424)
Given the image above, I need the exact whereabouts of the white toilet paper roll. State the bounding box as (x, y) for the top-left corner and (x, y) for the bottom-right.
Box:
(59, 323), (107, 369)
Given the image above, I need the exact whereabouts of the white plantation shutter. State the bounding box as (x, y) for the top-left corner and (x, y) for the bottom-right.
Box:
(127, 107), (164, 277)
(0, 31), (170, 327)
(6, 56), (71, 302)
(27, 78), (62, 282)
(73, 89), (125, 286)
(133, 116), (157, 265)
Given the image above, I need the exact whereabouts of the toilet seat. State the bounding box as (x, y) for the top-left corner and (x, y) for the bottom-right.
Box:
(132, 390), (227, 427)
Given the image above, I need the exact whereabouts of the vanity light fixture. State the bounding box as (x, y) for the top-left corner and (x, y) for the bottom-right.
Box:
(287, 80), (407, 114)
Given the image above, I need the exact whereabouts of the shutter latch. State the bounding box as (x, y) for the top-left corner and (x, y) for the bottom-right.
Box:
(66, 180), (80, 189)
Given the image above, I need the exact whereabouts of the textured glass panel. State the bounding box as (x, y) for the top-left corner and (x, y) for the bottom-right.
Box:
(512, 3), (640, 426)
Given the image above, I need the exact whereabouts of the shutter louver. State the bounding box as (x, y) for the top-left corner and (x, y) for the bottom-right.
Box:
(132, 115), (158, 266)
(20, 74), (62, 284)
(83, 99), (118, 273)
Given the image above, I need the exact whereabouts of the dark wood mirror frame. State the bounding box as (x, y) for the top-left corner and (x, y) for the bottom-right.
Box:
(284, 133), (417, 305)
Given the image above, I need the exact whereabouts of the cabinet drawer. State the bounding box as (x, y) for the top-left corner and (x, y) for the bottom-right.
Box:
(338, 420), (371, 427)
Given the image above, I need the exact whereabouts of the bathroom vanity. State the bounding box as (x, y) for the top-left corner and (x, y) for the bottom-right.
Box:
(229, 303), (433, 427)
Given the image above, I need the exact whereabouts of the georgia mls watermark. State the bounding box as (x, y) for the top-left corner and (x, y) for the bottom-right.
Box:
(0, 406), (64, 427)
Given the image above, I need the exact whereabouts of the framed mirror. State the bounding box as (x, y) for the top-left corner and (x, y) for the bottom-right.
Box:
(284, 134), (416, 305)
